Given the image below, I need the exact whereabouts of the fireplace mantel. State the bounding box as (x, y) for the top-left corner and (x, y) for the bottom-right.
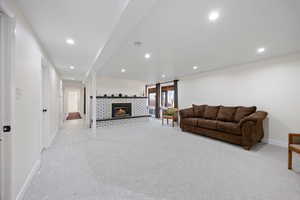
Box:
(90, 96), (147, 99)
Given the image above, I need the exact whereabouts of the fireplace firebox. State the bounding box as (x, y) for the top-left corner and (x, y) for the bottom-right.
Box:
(112, 103), (132, 118)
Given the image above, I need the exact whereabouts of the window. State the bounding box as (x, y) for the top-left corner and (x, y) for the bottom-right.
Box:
(149, 93), (156, 107)
(167, 90), (174, 107)
(161, 91), (166, 108)
(148, 87), (156, 116)
(161, 85), (175, 108)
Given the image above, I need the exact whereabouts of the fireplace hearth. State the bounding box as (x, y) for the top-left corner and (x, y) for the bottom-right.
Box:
(112, 103), (132, 118)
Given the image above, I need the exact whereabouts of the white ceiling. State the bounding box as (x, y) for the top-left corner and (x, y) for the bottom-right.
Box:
(16, 0), (129, 80)
(17, 0), (300, 83)
(97, 0), (300, 83)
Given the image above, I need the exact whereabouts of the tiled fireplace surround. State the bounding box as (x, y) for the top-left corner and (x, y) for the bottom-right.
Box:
(91, 97), (150, 127)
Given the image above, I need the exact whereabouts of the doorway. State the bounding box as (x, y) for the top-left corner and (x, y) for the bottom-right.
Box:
(148, 87), (156, 117)
(67, 90), (80, 113)
(0, 10), (14, 200)
(66, 89), (82, 120)
(147, 81), (178, 119)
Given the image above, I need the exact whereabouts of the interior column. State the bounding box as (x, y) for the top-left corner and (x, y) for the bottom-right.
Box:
(174, 80), (178, 108)
(91, 72), (97, 130)
(83, 87), (86, 115)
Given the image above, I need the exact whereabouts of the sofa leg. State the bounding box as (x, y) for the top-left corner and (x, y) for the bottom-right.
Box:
(243, 145), (251, 150)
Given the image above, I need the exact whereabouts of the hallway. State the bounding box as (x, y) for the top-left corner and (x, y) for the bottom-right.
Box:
(24, 120), (300, 200)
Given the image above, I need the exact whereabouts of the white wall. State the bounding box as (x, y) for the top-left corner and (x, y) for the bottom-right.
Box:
(1, 0), (62, 199)
(96, 76), (145, 96)
(179, 53), (300, 146)
(14, 22), (42, 200)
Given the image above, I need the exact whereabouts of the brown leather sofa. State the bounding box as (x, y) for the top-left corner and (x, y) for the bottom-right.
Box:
(179, 105), (268, 150)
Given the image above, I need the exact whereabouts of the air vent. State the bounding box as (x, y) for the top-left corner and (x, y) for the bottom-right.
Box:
(133, 41), (142, 47)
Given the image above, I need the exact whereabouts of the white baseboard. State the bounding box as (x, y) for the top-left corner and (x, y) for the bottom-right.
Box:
(16, 159), (41, 200)
(47, 129), (58, 148)
(263, 138), (287, 148)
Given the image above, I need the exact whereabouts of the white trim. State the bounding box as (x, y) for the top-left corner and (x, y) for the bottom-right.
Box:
(16, 159), (41, 200)
(0, 12), (15, 200)
(263, 138), (287, 148)
(91, 73), (97, 130)
(47, 130), (58, 148)
(0, 3), (15, 18)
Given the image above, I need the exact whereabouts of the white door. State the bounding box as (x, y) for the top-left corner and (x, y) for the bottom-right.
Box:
(0, 11), (14, 200)
(68, 90), (80, 113)
(41, 60), (50, 150)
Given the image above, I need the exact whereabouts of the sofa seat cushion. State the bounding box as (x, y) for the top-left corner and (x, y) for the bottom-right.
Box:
(193, 104), (207, 118)
(197, 119), (217, 130)
(234, 106), (256, 122)
(217, 106), (237, 122)
(182, 118), (198, 127)
(203, 106), (220, 120)
(217, 121), (241, 135)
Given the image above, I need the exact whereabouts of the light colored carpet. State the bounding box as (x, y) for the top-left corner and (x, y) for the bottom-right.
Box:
(24, 119), (300, 200)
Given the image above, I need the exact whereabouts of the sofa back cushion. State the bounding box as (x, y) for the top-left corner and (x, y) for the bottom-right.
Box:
(192, 104), (207, 118)
(203, 106), (220, 120)
(234, 106), (257, 122)
(182, 118), (198, 127)
(217, 106), (237, 122)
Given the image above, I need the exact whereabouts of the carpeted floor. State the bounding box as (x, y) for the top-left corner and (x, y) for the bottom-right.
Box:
(24, 119), (300, 200)
(66, 112), (82, 120)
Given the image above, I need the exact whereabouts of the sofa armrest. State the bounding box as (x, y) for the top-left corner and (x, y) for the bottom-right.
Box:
(240, 111), (268, 126)
(179, 107), (194, 119)
(239, 111), (268, 147)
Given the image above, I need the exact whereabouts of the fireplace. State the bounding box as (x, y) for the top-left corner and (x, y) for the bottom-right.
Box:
(112, 103), (132, 118)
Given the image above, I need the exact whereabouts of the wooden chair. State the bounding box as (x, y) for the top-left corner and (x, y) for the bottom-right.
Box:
(288, 133), (300, 169)
(162, 108), (178, 127)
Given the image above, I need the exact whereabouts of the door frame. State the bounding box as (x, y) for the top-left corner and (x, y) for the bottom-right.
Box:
(0, 10), (15, 200)
(41, 58), (50, 151)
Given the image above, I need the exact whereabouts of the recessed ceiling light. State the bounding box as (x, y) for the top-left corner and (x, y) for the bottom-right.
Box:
(70, 65), (75, 70)
(121, 68), (126, 73)
(66, 38), (75, 45)
(193, 66), (198, 70)
(144, 53), (151, 59)
(161, 74), (166, 78)
(257, 47), (266, 54)
(208, 11), (219, 22)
